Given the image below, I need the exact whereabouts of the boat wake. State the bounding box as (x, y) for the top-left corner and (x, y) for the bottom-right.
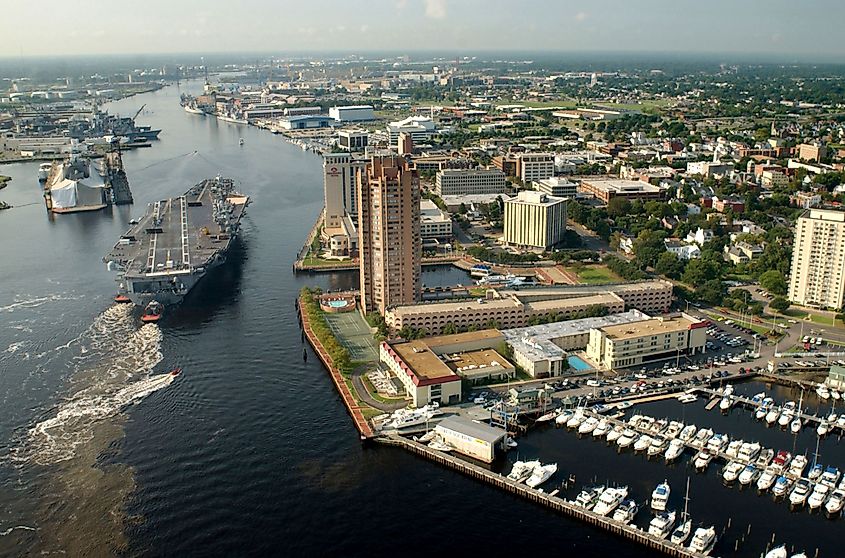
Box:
(0, 293), (82, 313)
(10, 305), (169, 466)
(0, 525), (36, 537)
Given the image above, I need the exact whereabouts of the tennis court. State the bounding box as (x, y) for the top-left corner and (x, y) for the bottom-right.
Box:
(324, 311), (379, 362)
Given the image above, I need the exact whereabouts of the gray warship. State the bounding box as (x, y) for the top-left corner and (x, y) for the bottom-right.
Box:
(105, 177), (249, 307)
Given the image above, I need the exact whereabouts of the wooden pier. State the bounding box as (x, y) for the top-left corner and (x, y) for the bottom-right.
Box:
(376, 434), (702, 558)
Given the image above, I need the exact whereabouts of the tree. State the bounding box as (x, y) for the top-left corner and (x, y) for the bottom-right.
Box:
(458, 202), (468, 214)
(696, 279), (726, 306)
(654, 251), (685, 279)
(769, 297), (791, 313)
(682, 258), (720, 288)
(632, 230), (667, 269)
(759, 270), (787, 296)
(607, 197), (632, 218)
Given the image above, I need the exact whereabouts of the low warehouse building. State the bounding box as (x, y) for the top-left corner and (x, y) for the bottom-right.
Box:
(434, 416), (506, 463)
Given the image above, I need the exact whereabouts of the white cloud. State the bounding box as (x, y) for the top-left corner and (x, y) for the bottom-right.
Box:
(424, 0), (447, 19)
(575, 11), (588, 22)
(395, 0), (408, 9)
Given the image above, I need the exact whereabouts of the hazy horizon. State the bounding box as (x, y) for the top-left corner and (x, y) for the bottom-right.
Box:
(3, 0), (844, 60)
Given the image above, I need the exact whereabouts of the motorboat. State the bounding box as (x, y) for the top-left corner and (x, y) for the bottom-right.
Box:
(647, 437), (668, 458)
(757, 398), (774, 420)
(537, 410), (559, 423)
(628, 414), (645, 428)
(722, 461), (745, 484)
(679, 424), (697, 442)
(808, 483), (830, 511)
(670, 518), (693, 545)
(141, 300), (163, 323)
(789, 479), (812, 508)
(771, 450), (792, 473)
(788, 455), (808, 477)
(593, 418), (611, 437)
(427, 438), (453, 452)
(507, 460), (540, 483)
(526, 463), (557, 488)
(757, 466), (778, 492)
(779, 401), (797, 427)
(650, 418), (669, 434)
(693, 450), (714, 471)
(38, 161), (52, 182)
(719, 396), (733, 411)
(765, 406), (781, 425)
(691, 428), (714, 449)
(578, 416), (600, 435)
(606, 424), (625, 443)
(633, 434), (653, 453)
(566, 409), (586, 429)
(820, 466), (841, 488)
(738, 442), (762, 462)
(651, 480), (670, 512)
(665, 439), (685, 462)
(739, 464), (760, 486)
(723, 384), (735, 397)
(617, 428), (638, 449)
(555, 409), (574, 426)
(612, 499), (638, 524)
(688, 526), (717, 555)
(832, 389), (842, 401)
(664, 421), (684, 439)
(817, 419), (830, 437)
(756, 448), (775, 468)
(706, 433), (729, 453)
(764, 545), (787, 558)
(677, 392), (699, 404)
(790, 416), (803, 434)
(648, 511), (676, 539)
(726, 440), (742, 459)
(824, 489), (845, 515)
(808, 463), (823, 481)
(574, 485), (605, 509)
(817, 385), (831, 400)
(593, 486), (629, 516)
(772, 475), (792, 498)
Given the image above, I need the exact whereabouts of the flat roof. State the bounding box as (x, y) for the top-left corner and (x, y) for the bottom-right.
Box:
(424, 329), (504, 348)
(581, 179), (661, 193)
(436, 416), (506, 444)
(447, 349), (511, 375)
(386, 341), (459, 384)
(600, 314), (704, 341)
(527, 292), (623, 312)
(388, 295), (522, 317)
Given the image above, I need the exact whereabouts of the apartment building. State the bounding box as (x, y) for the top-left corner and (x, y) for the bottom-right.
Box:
(788, 209), (845, 309)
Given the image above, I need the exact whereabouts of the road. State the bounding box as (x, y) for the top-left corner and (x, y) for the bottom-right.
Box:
(568, 219), (610, 252)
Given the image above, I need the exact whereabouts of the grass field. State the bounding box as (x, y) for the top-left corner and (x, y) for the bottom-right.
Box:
(783, 308), (840, 327)
(574, 265), (622, 285)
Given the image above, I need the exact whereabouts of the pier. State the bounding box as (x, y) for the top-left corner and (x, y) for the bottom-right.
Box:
(376, 434), (702, 558)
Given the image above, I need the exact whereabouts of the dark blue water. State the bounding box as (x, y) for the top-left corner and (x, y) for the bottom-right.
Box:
(0, 81), (836, 558)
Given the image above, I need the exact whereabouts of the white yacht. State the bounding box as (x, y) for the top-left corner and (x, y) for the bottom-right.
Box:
(555, 409), (574, 426)
(817, 385), (831, 400)
(824, 489), (845, 515)
(789, 480), (812, 508)
(507, 460), (540, 483)
(706, 433), (729, 453)
(808, 463), (823, 481)
(739, 464), (760, 486)
(832, 389), (842, 401)
(772, 476), (792, 498)
(665, 438), (685, 462)
(651, 480), (670, 512)
(838, 415), (845, 430)
(756, 397), (774, 420)
(526, 463), (557, 488)
(617, 428), (638, 449)
(664, 421), (684, 439)
(817, 419), (830, 437)
(765, 406), (781, 425)
(593, 486), (629, 516)
(566, 409), (587, 429)
(808, 483), (830, 511)
(726, 440), (742, 459)
(38, 162), (52, 182)
(633, 434), (653, 452)
(593, 418), (611, 438)
(719, 395), (733, 411)
(677, 392), (698, 404)
(788, 455), (808, 477)
(574, 485), (605, 509)
(820, 466), (841, 488)
(536, 410), (559, 423)
(612, 499), (639, 524)
(670, 518), (693, 545)
(723, 461), (745, 484)
(578, 416), (599, 435)
(778, 401), (797, 427)
(691, 428), (714, 449)
(647, 437), (668, 458)
(757, 466), (778, 492)
(738, 442), (762, 462)
(606, 424), (625, 443)
(693, 450), (714, 471)
(765, 545), (787, 558)
(679, 424), (697, 442)
(648, 511), (676, 539)
(427, 438), (453, 452)
(688, 526), (717, 555)
(756, 448), (775, 468)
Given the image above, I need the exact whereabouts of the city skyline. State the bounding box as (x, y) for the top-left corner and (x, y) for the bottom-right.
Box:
(3, 0), (845, 59)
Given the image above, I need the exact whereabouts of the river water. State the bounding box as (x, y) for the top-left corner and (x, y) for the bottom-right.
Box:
(0, 81), (838, 557)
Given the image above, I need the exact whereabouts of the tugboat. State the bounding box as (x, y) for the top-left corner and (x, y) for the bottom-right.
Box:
(170, 367), (182, 377)
(141, 300), (164, 323)
(114, 293), (132, 304)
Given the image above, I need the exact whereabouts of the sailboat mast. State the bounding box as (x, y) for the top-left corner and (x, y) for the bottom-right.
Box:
(683, 476), (691, 520)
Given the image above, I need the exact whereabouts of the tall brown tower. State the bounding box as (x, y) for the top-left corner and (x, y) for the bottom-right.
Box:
(357, 156), (421, 315)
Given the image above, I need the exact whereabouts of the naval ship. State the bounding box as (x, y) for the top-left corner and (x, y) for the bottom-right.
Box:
(104, 177), (249, 312)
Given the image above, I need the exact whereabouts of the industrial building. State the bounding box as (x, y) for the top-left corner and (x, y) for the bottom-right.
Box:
(502, 310), (651, 378)
(329, 105), (375, 122)
(279, 115), (334, 130)
(434, 417), (506, 463)
(586, 313), (707, 370)
(434, 168), (507, 196)
(503, 191), (567, 250)
(578, 179), (664, 204)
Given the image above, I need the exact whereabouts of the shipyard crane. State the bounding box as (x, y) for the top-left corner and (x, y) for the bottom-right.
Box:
(132, 104), (146, 121)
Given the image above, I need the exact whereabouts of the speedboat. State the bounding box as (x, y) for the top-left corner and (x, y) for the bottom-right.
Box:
(808, 483), (830, 511)
(825, 489), (845, 515)
(141, 300), (163, 323)
(593, 418), (611, 437)
(679, 424), (697, 442)
(765, 406), (781, 425)
(723, 461), (745, 484)
(665, 439), (685, 462)
(114, 293), (132, 304)
(578, 416), (599, 435)
(757, 397), (774, 420)
(648, 510), (676, 539)
(651, 480), (670, 512)
(817, 419), (830, 437)
(688, 526), (717, 555)
(612, 499), (638, 524)
(808, 463), (823, 481)
(507, 460), (540, 483)
(693, 450), (714, 471)
(647, 437), (668, 458)
(606, 424), (625, 443)
(765, 545), (787, 558)
(789, 479), (812, 508)
(772, 475), (792, 498)
(634, 434), (653, 453)
(526, 463), (557, 488)
(788, 455), (808, 477)
(756, 448), (775, 468)
(670, 518), (693, 545)
(726, 440), (742, 459)
(617, 428), (638, 449)
(593, 486), (629, 516)
(757, 466), (778, 492)
(574, 485), (605, 509)
(820, 466), (841, 487)
(739, 464), (760, 486)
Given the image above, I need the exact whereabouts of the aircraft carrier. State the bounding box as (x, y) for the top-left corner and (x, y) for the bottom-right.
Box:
(104, 177), (249, 306)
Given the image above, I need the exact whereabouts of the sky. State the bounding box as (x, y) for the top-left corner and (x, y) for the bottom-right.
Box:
(2, 0), (844, 60)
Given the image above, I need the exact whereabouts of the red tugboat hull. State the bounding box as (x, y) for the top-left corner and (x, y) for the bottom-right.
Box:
(170, 367), (183, 377)
(114, 294), (132, 304)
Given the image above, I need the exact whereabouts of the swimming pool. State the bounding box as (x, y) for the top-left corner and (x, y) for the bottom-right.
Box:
(327, 300), (351, 308)
(568, 355), (592, 371)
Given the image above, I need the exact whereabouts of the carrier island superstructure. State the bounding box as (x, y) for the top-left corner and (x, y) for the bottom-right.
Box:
(104, 177), (249, 306)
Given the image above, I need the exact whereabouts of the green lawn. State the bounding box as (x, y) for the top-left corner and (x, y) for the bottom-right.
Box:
(783, 308), (840, 327)
(574, 265), (622, 285)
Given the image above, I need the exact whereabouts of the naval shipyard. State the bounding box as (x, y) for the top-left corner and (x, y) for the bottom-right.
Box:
(105, 177), (249, 309)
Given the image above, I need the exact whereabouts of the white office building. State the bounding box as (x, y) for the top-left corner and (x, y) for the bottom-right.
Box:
(386, 116), (436, 144)
(533, 177), (577, 197)
(434, 168), (507, 196)
(503, 191), (567, 250)
(518, 153), (555, 183)
(329, 105), (375, 122)
(420, 199), (453, 240)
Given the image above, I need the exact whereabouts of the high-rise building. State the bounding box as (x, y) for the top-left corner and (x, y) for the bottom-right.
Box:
(357, 156), (421, 315)
(323, 153), (366, 232)
(788, 209), (845, 309)
(517, 153), (555, 183)
(503, 191), (567, 250)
